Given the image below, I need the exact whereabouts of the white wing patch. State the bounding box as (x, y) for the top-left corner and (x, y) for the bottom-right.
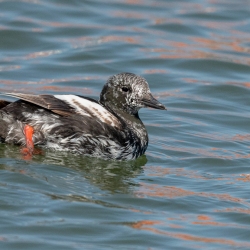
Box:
(54, 95), (120, 127)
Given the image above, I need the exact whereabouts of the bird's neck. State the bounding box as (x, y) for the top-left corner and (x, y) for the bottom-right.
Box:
(100, 102), (148, 145)
(113, 108), (148, 145)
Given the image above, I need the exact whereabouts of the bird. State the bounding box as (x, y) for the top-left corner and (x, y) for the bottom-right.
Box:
(0, 73), (166, 160)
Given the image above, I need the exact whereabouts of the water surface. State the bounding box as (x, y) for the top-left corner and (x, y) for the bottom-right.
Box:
(0, 0), (250, 249)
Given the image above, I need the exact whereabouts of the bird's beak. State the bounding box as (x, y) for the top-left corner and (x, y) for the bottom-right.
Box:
(141, 93), (166, 110)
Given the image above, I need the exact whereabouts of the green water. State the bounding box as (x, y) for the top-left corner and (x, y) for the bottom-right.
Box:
(0, 0), (250, 249)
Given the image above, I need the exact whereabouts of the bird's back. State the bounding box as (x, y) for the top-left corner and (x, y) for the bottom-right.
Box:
(0, 95), (147, 160)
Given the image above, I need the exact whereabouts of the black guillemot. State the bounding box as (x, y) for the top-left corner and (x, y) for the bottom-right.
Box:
(0, 73), (166, 160)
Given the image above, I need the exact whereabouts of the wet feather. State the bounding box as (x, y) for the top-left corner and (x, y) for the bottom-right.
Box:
(0, 73), (166, 160)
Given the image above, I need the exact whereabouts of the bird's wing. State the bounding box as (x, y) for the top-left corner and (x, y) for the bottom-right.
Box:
(1, 93), (75, 116)
(0, 93), (120, 127)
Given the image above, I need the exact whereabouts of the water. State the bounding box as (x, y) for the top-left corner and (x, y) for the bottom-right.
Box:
(0, 0), (250, 249)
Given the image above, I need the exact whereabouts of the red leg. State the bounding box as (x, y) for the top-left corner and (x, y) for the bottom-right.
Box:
(21, 125), (34, 158)
(21, 125), (43, 160)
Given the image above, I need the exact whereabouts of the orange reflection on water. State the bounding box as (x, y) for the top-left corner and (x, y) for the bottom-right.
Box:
(142, 29), (250, 65)
(236, 174), (250, 182)
(129, 219), (250, 247)
(131, 220), (161, 229)
(179, 77), (250, 90)
(192, 215), (245, 228)
(113, 11), (145, 19)
(0, 25), (8, 30)
(39, 85), (93, 94)
(0, 65), (21, 72)
(244, 82), (250, 88)
(169, 223), (183, 229)
(129, 208), (152, 215)
(162, 143), (250, 160)
(125, 0), (144, 5)
(192, 36), (250, 54)
(143, 69), (168, 74)
(1, 77), (97, 86)
(144, 165), (219, 181)
(136, 183), (248, 206)
(2, 49), (63, 63)
(0, 77), (96, 95)
(162, 144), (232, 159)
(232, 134), (250, 142)
(100, 35), (140, 44)
(217, 207), (250, 214)
(136, 184), (193, 199)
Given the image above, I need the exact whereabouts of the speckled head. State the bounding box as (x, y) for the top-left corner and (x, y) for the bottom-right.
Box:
(100, 73), (166, 115)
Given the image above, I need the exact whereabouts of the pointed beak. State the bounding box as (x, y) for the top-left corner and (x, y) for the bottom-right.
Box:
(141, 94), (166, 110)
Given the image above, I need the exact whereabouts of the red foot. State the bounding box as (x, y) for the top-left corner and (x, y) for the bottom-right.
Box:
(21, 124), (34, 154)
(21, 125), (43, 159)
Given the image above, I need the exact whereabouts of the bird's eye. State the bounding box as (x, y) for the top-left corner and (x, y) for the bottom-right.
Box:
(122, 87), (129, 92)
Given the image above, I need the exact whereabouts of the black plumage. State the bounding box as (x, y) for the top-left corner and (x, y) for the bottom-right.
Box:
(0, 73), (166, 160)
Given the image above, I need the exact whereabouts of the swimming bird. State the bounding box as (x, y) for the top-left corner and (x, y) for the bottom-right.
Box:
(0, 73), (166, 160)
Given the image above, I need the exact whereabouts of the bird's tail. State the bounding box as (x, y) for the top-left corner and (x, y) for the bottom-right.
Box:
(0, 100), (11, 109)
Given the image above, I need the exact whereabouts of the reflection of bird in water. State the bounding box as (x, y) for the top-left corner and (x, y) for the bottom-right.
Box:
(0, 144), (147, 194)
(0, 73), (165, 160)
